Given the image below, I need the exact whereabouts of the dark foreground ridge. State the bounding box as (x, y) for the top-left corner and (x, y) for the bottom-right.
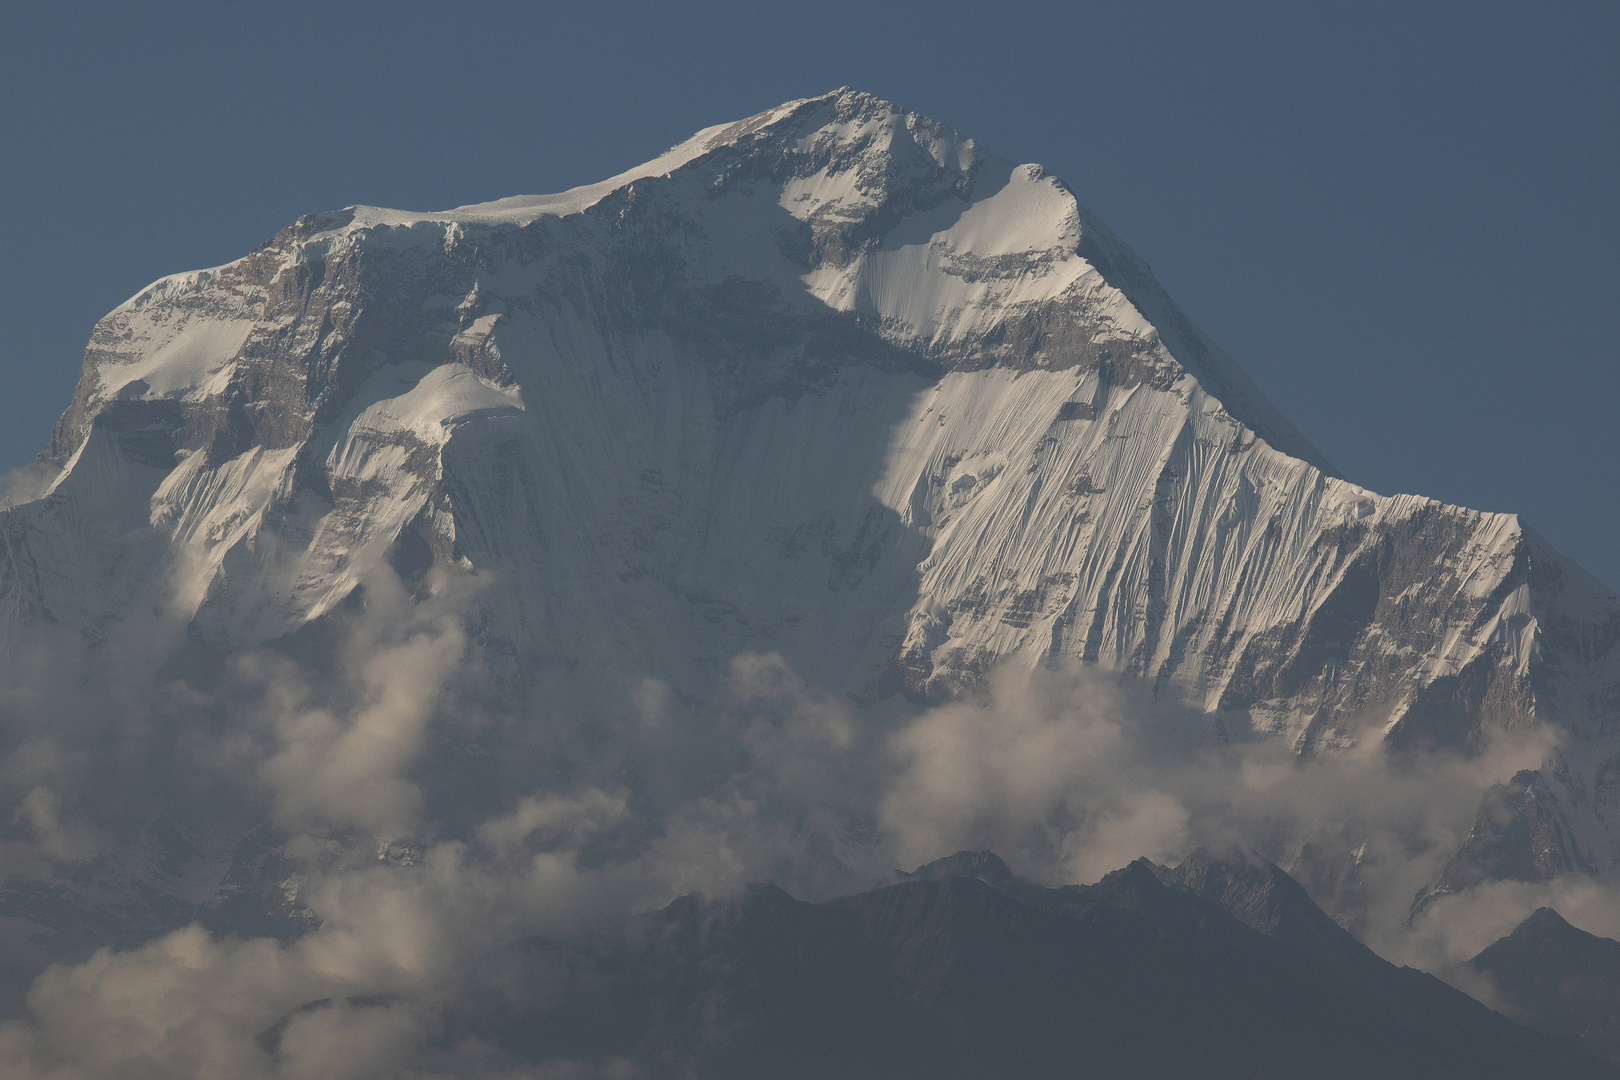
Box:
(435, 849), (1614, 1079)
(1471, 906), (1620, 1064)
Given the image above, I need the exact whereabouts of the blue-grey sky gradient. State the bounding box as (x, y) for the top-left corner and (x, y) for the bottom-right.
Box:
(3, 0), (1615, 586)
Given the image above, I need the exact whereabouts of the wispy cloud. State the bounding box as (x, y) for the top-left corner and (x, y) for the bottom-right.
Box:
(0, 593), (1606, 1077)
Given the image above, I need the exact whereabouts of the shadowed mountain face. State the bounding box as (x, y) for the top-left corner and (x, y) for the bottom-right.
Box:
(1470, 907), (1620, 1064)
(452, 850), (1614, 1080)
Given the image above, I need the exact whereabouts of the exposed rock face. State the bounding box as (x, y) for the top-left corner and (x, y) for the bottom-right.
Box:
(3, 88), (1618, 904)
(1158, 847), (1373, 967)
(1413, 770), (1594, 919)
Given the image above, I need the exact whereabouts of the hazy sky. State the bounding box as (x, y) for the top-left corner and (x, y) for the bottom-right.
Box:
(3, 1), (1615, 586)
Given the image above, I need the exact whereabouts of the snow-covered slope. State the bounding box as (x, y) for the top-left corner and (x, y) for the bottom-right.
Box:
(4, 89), (1618, 897)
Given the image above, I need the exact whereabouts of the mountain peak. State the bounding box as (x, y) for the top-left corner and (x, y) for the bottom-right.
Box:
(1470, 906), (1620, 1062)
(897, 849), (1015, 886)
(1520, 906), (1575, 933)
(331, 87), (974, 232)
(1158, 847), (1376, 970)
(6, 92), (1616, 966)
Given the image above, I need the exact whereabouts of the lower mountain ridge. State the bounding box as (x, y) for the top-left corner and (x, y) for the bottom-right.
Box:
(448, 849), (1614, 1079)
(1470, 906), (1620, 1064)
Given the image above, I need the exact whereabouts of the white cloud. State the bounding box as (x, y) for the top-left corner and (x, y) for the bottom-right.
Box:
(0, 624), (1609, 1078)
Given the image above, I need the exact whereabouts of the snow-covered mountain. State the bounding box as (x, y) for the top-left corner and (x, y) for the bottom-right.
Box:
(4, 88), (1617, 915)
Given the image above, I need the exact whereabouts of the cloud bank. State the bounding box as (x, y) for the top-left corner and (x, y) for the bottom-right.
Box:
(0, 564), (1608, 1077)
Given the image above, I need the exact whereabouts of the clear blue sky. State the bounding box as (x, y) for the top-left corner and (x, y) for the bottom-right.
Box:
(3, 1), (1616, 587)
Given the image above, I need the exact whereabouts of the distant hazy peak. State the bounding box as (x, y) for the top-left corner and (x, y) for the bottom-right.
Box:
(897, 849), (1016, 886)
